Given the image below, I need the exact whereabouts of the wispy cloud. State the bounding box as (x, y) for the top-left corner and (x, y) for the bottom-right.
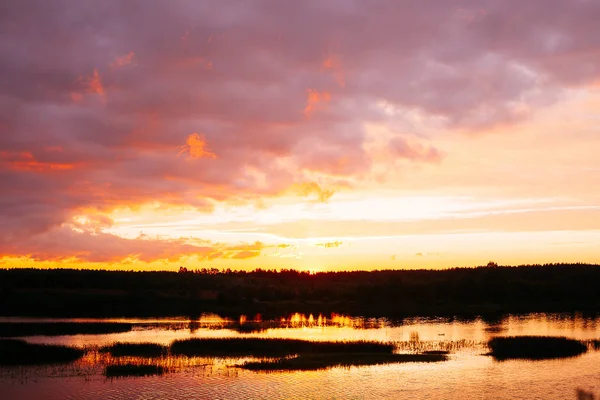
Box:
(316, 241), (343, 248)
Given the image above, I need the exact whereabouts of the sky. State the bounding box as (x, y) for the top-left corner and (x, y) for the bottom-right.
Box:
(1, 0), (600, 272)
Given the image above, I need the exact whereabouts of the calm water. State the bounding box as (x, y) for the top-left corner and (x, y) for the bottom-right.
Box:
(1, 313), (599, 399)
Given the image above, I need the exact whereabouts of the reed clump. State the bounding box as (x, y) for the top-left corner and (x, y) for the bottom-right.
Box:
(0, 339), (85, 365)
(99, 342), (167, 358)
(241, 353), (447, 372)
(170, 338), (394, 358)
(488, 336), (587, 360)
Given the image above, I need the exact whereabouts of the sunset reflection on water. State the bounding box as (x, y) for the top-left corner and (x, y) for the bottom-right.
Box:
(1, 313), (600, 399)
(7, 312), (599, 348)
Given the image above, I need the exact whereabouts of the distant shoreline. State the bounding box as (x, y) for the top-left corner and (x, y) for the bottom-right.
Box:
(1, 263), (600, 319)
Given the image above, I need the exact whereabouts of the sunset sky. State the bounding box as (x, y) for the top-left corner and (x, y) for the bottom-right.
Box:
(1, 0), (600, 272)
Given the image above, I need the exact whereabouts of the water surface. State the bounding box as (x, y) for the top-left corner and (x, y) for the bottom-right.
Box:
(1, 312), (599, 399)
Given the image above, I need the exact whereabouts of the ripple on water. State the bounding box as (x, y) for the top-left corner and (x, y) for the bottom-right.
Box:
(1, 312), (600, 399)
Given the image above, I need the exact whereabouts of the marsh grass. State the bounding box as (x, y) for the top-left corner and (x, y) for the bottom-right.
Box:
(309, 340), (395, 354)
(170, 338), (394, 357)
(395, 339), (480, 354)
(422, 350), (451, 355)
(0, 322), (132, 337)
(104, 363), (166, 378)
(488, 336), (587, 360)
(589, 340), (600, 351)
(0, 339), (85, 365)
(240, 353), (448, 372)
(99, 342), (167, 358)
(169, 338), (438, 372)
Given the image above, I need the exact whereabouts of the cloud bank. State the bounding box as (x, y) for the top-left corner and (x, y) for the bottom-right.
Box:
(1, 0), (599, 262)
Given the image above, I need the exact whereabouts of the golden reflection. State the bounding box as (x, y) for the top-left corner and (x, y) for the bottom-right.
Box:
(16, 313), (600, 355)
(276, 313), (367, 329)
(71, 348), (243, 379)
(330, 313), (364, 329)
(3, 313), (600, 400)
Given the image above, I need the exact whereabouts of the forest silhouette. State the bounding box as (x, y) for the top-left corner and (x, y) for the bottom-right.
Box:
(1, 263), (599, 318)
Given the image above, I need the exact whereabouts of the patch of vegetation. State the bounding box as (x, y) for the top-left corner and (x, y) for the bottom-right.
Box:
(104, 363), (166, 378)
(488, 336), (587, 360)
(170, 338), (393, 357)
(240, 353), (447, 371)
(99, 342), (167, 358)
(0, 339), (85, 365)
(0, 322), (133, 337)
(422, 350), (451, 355)
(310, 340), (395, 354)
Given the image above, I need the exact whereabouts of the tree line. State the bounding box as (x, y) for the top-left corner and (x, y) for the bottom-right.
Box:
(1, 263), (599, 318)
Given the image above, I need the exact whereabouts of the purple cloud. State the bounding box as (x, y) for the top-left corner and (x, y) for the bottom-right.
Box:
(1, 0), (598, 257)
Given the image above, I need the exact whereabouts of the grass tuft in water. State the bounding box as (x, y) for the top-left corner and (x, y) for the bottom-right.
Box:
(99, 342), (167, 358)
(308, 340), (395, 354)
(241, 353), (447, 372)
(488, 336), (587, 360)
(170, 338), (394, 357)
(104, 363), (166, 378)
(0, 339), (85, 365)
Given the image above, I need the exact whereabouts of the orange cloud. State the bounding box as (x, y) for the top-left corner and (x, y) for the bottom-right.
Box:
(110, 52), (135, 69)
(70, 92), (83, 103)
(0, 151), (75, 173)
(87, 69), (105, 97)
(0, 225), (270, 264)
(230, 241), (264, 251)
(316, 241), (343, 248)
(179, 133), (217, 159)
(322, 55), (345, 87)
(304, 89), (331, 117)
(70, 69), (106, 102)
(207, 241), (266, 260)
(293, 181), (335, 203)
(231, 250), (261, 259)
(177, 57), (213, 70)
(207, 251), (224, 260)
